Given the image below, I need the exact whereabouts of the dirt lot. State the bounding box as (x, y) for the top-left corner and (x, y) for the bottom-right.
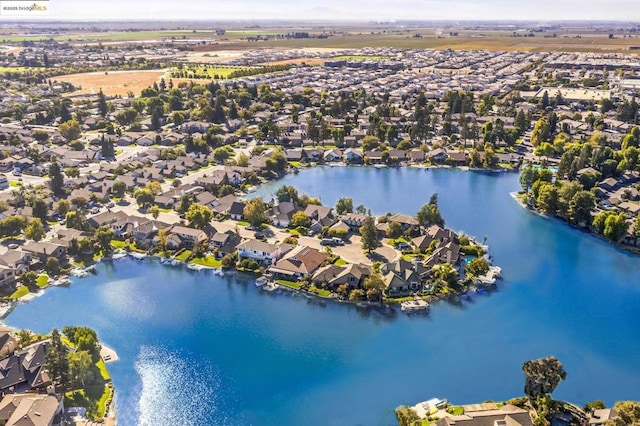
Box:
(54, 69), (168, 96)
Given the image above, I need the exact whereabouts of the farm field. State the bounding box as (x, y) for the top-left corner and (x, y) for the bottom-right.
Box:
(54, 69), (167, 96)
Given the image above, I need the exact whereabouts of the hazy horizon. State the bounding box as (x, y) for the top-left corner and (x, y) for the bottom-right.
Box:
(6, 0), (640, 22)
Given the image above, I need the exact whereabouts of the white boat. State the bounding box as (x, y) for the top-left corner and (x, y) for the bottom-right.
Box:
(262, 282), (279, 292)
(212, 268), (225, 277)
(401, 298), (430, 313)
(129, 252), (147, 260)
(71, 269), (88, 278)
(112, 252), (127, 260)
(255, 276), (269, 287)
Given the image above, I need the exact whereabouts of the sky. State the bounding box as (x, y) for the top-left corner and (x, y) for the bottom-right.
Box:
(10, 0), (640, 21)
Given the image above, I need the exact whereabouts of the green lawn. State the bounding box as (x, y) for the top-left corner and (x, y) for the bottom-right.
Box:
(171, 65), (254, 79)
(191, 255), (222, 268)
(0, 66), (46, 73)
(96, 358), (111, 381)
(9, 181), (21, 187)
(310, 285), (331, 297)
(36, 274), (49, 288)
(276, 279), (302, 289)
(10, 286), (29, 300)
(65, 384), (111, 421)
(334, 258), (347, 266)
(237, 221), (250, 227)
(110, 240), (126, 249)
(175, 250), (192, 262)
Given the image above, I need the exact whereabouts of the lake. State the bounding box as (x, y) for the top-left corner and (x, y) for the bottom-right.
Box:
(6, 167), (640, 425)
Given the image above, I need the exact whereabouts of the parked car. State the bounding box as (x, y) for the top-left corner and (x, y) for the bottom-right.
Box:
(395, 242), (412, 250)
(332, 237), (345, 246)
(254, 232), (266, 241)
(7, 243), (19, 249)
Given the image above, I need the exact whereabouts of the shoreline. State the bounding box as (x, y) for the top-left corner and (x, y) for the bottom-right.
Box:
(510, 191), (640, 256)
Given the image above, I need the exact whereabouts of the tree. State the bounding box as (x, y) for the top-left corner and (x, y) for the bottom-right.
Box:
(606, 401), (640, 426)
(148, 205), (160, 219)
(595, 212), (629, 242)
(49, 160), (65, 196)
(145, 181), (162, 196)
(568, 191), (595, 226)
(466, 257), (490, 277)
(45, 328), (69, 389)
(243, 198), (266, 227)
(134, 188), (154, 208)
(32, 198), (48, 222)
(359, 216), (380, 253)
(64, 167), (80, 178)
(95, 227), (114, 255)
(20, 271), (37, 287)
(97, 88), (108, 117)
(68, 350), (94, 387)
(364, 274), (385, 301)
(25, 218), (45, 241)
(237, 152), (250, 167)
(387, 221), (403, 239)
(522, 355), (567, 400)
(431, 262), (458, 288)
(536, 182), (560, 215)
(584, 400), (606, 413)
(290, 211), (311, 228)
(276, 185), (299, 203)
(112, 180), (127, 198)
(59, 118), (82, 142)
(531, 118), (551, 146)
(416, 194), (444, 227)
(335, 197), (354, 215)
(16, 329), (34, 348)
(45, 257), (60, 276)
(185, 204), (213, 229)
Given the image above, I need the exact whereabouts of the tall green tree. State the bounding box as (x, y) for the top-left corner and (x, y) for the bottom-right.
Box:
(25, 218), (45, 242)
(49, 160), (65, 196)
(68, 350), (94, 387)
(416, 194), (444, 227)
(359, 216), (380, 253)
(185, 204), (213, 229)
(97, 89), (108, 117)
(522, 355), (567, 400)
(243, 198), (266, 227)
(568, 191), (595, 226)
(45, 328), (69, 389)
(335, 197), (354, 215)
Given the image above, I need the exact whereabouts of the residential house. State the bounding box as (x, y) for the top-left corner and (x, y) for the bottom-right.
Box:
(271, 202), (301, 228)
(229, 201), (246, 220)
(22, 242), (66, 263)
(341, 213), (370, 232)
(167, 225), (208, 249)
(210, 231), (242, 258)
(0, 340), (51, 394)
(269, 246), (328, 279)
(381, 259), (428, 296)
(0, 251), (33, 275)
(0, 265), (15, 289)
(434, 404), (533, 426)
(0, 328), (17, 359)
(312, 263), (372, 289)
(0, 393), (64, 426)
(237, 240), (292, 266)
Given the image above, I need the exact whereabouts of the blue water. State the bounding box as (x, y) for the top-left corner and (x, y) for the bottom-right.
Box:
(5, 167), (640, 426)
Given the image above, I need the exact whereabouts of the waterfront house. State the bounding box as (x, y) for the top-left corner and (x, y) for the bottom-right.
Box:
(167, 225), (208, 249)
(434, 404), (533, 426)
(269, 246), (328, 279)
(0, 340), (51, 394)
(341, 213), (370, 232)
(237, 240), (292, 266)
(588, 408), (618, 426)
(312, 263), (372, 289)
(270, 202), (302, 228)
(22, 242), (66, 263)
(0, 328), (17, 359)
(381, 259), (428, 296)
(0, 393), (63, 426)
(210, 231), (242, 258)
